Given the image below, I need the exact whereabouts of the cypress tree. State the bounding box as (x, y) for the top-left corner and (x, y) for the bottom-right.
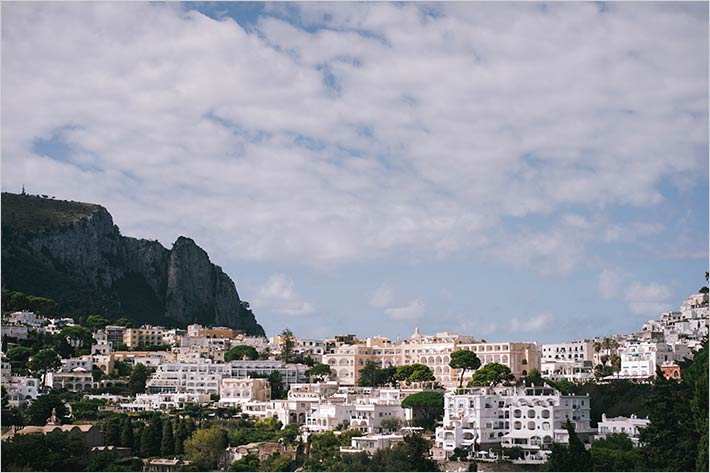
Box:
(175, 419), (187, 455)
(120, 417), (134, 450)
(133, 423), (144, 455)
(139, 422), (154, 457)
(161, 419), (175, 456)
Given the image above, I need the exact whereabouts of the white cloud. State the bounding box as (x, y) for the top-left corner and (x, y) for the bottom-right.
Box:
(1, 2), (706, 275)
(510, 313), (552, 333)
(598, 269), (625, 300)
(597, 269), (673, 316)
(253, 273), (315, 316)
(384, 299), (426, 321)
(369, 283), (395, 308)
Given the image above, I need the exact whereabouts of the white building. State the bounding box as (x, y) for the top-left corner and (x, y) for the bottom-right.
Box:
(541, 340), (595, 363)
(619, 340), (691, 379)
(596, 413), (650, 447)
(1, 361), (41, 408)
(340, 434), (404, 454)
(219, 378), (271, 405)
(147, 360), (231, 394)
(435, 385), (594, 464)
(540, 360), (595, 383)
(120, 392), (211, 412)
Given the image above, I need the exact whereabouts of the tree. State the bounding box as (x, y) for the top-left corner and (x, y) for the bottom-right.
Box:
(370, 434), (440, 471)
(467, 363), (514, 386)
(174, 419), (188, 455)
(102, 415), (121, 446)
(306, 363), (332, 382)
(115, 317), (134, 327)
(545, 420), (592, 471)
(128, 363), (147, 394)
(610, 354), (621, 376)
(269, 371), (287, 399)
(59, 325), (95, 349)
(522, 368), (545, 387)
(120, 417), (134, 450)
(380, 417), (403, 433)
(1, 386), (8, 409)
(229, 453), (260, 471)
(5, 346), (33, 374)
(25, 393), (68, 425)
(279, 329), (295, 363)
(395, 364), (435, 385)
(85, 315), (111, 331)
(449, 350), (481, 388)
(1, 430), (87, 471)
(184, 427), (228, 470)
(27, 348), (61, 387)
(225, 345), (259, 362)
(401, 391), (444, 430)
(139, 421), (156, 457)
(161, 419), (175, 456)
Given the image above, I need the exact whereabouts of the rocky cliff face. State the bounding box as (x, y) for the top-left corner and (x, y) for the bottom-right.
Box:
(1, 192), (265, 336)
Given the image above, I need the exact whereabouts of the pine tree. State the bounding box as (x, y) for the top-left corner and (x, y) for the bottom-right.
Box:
(161, 419), (175, 457)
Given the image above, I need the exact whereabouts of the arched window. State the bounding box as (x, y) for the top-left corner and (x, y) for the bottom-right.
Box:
(513, 422), (522, 430)
(513, 409), (522, 418)
(527, 409), (536, 418)
(530, 436), (542, 446)
(527, 421), (536, 430)
(522, 359), (528, 365)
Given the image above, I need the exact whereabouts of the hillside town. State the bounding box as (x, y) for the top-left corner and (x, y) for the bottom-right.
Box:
(1, 290), (707, 471)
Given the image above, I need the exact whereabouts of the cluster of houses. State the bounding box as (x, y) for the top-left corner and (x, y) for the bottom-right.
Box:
(1, 292), (707, 465)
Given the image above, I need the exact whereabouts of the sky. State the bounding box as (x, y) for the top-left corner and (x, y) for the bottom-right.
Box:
(1, 2), (708, 342)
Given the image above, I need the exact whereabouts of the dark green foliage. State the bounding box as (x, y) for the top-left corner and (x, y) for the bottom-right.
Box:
(5, 345), (33, 374)
(305, 363), (333, 381)
(640, 343), (708, 471)
(449, 349), (481, 388)
(467, 362), (514, 386)
(174, 418), (188, 455)
(576, 380), (651, 426)
(545, 420), (592, 471)
(27, 347), (61, 385)
(521, 368), (545, 387)
(128, 363), (147, 394)
(161, 418), (175, 456)
(71, 398), (107, 421)
(227, 416), (287, 446)
(358, 360), (396, 387)
(119, 416), (134, 450)
(269, 371), (287, 399)
(26, 393), (68, 425)
(225, 344), (259, 362)
(230, 453), (260, 471)
(60, 325), (96, 349)
(279, 329), (295, 362)
(1, 289), (59, 315)
(401, 391), (444, 430)
(370, 434), (440, 471)
(102, 415), (122, 446)
(85, 315), (111, 331)
(114, 360), (133, 377)
(590, 434), (645, 471)
(395, 363), (435, 385)
(1, 431), (88, 471)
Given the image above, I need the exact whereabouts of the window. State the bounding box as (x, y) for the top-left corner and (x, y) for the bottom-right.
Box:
(527, 409), (536, 418)
(514, 409), (522, 418)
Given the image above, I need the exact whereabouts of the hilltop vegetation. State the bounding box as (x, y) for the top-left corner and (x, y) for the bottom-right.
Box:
(1, 192), (101, 232)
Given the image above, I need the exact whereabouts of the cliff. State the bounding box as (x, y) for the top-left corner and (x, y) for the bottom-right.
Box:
(1, 192), (265, 336)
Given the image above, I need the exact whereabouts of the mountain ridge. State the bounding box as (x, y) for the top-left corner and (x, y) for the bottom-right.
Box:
(1, 192), (265, 336)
